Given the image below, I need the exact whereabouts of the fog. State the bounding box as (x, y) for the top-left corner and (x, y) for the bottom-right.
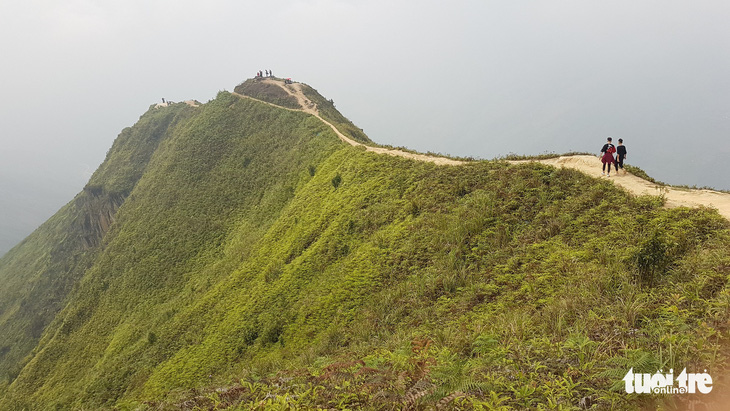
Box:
(1, 0), (729, 255)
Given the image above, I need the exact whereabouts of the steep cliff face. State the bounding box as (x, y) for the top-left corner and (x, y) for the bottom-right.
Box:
(0, 190), (122, 384)
(77, 188), (126, 249)
(0, 90), (346, 408)
(0, 102), (195, 387)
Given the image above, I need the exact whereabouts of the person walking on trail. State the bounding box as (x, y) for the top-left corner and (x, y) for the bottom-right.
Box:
(615, 139), (627, 174)
(599, 137), (617, 176)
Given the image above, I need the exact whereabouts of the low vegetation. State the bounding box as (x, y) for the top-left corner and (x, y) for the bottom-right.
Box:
(499, 152), (593, 161)
(233, 79), (300, 110)
(0, 84), (728, 410)
(298, 83), (372, 144)
(0, 103), (196, 388)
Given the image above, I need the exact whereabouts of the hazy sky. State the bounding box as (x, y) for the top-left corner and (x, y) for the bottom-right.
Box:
(2, 0), (729, 255)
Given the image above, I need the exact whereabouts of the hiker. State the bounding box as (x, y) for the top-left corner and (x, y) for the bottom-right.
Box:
(269, 70), (273, 77)
(616, 139), (627, 174)
(599, 137), (616, 176)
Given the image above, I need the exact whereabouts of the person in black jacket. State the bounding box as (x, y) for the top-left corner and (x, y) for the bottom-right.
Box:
(615, 139), (627, 174)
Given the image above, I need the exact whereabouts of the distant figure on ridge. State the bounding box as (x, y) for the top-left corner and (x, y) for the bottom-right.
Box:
(599, 137), (616, 177)
(615, 139), (627, 174)
(269, 69), (273, 77)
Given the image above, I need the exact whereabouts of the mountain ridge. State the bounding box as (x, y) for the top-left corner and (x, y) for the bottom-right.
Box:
(236, 76), (730, 213)
(0, 79), (728, 409)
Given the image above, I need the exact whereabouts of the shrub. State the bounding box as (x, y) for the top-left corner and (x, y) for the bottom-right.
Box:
(331, 173), (342, 189)
(632, 229), (671, 287)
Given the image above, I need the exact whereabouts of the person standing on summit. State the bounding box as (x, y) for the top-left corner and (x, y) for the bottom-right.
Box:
(599, 137), (617, 176)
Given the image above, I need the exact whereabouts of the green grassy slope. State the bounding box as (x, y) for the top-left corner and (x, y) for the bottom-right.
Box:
(142, 157), (730, 410)
(298, 83), (371, 144)
(0, 83), (729, 410)
(233, 78), (371, 144)
(0, 103), (194, 388)
(0, 90), (345, 409)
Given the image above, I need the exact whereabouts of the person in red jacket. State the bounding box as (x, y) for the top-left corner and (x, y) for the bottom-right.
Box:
(599, 137), (617, 176)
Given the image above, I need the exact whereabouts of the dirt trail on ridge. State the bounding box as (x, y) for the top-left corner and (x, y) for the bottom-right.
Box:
(234, 79), (730, 220)
(513, 155), (730, 220)
(257, 79), (463, 166)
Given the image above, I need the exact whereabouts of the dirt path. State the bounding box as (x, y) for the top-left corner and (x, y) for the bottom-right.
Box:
(233, 79), (730, 219)
(254, 79), (463, 166)
(514, 155), (730, 220)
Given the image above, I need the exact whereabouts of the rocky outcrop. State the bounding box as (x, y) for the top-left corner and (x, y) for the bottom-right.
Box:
(77, 187), (126, 249)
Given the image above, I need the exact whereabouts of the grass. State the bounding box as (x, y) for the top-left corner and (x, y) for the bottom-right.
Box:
(372, 143), (477, 162)
(624, 164), (730, 193)
(297, 82), (373, 144)
(233, 79), (300, 110)
(624, 164), (666, 186)
(1, 87), (729, 410)
(0, 103), (196, 389)
(498, 151), (593, 161)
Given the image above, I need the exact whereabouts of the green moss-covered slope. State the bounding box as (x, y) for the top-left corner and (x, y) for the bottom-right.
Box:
(0, 102), (195, 388)
(0, 82), (728, 410)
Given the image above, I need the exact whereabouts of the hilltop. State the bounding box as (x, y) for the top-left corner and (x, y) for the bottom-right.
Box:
(0, 78), (729, 410)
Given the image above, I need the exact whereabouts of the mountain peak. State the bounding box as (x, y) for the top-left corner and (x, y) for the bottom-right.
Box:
(1, 79), (729, 409)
